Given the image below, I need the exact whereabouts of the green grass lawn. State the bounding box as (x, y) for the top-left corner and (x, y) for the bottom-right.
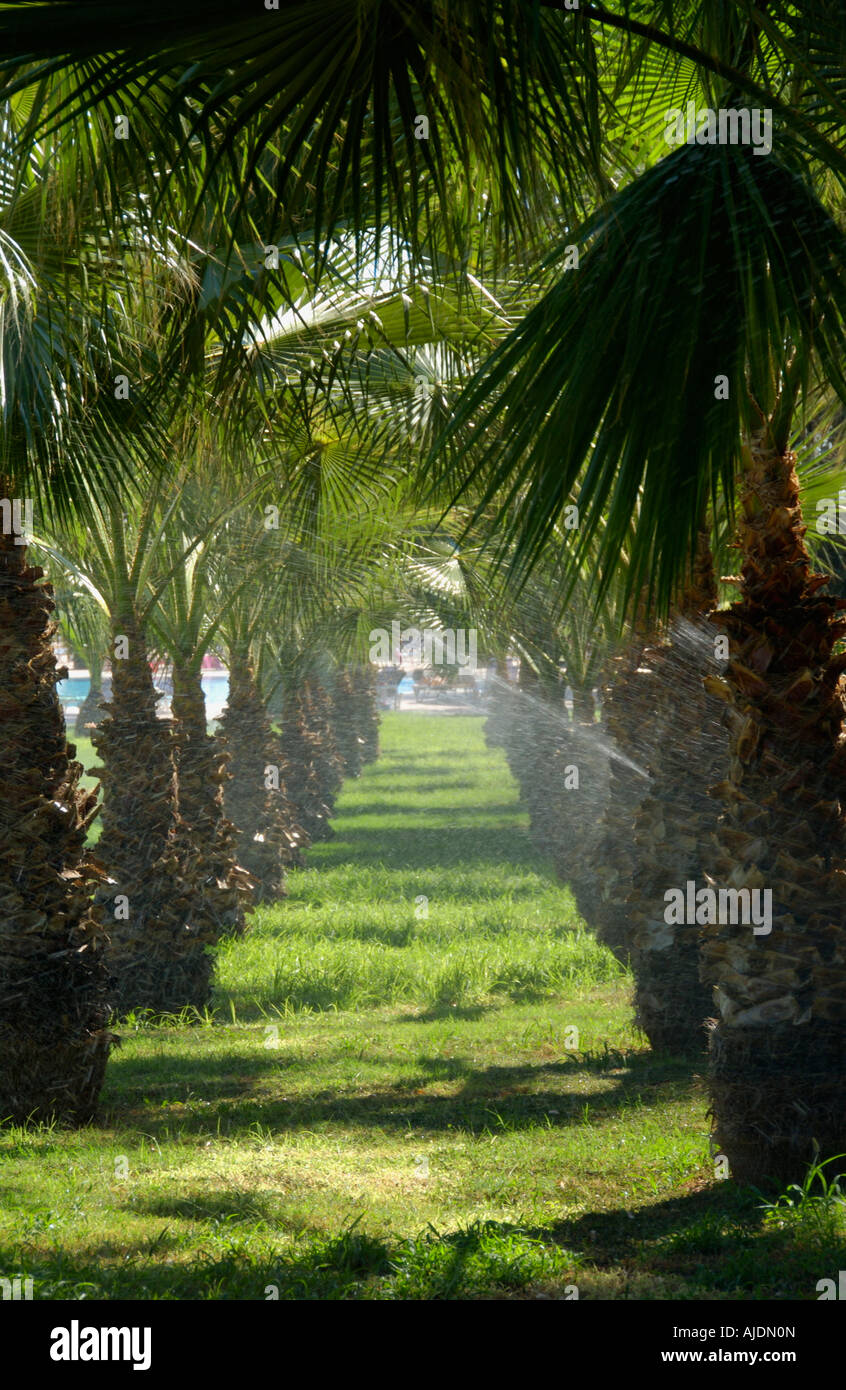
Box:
(3, 714), (844, 1300)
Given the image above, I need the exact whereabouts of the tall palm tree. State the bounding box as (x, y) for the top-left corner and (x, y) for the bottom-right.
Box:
(438, 140), (846, 1181)
(215, 524), (310, 902)
(276, 674), (344, 843)
(0, 92), (169, 1118)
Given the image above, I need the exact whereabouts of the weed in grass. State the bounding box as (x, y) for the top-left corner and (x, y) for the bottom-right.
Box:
(755, 1153), (846, 1236)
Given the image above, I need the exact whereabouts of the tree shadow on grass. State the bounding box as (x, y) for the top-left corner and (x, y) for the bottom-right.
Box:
(2, 1217), (546, 1300)
(400, 1003), (494, 1023)
(5, 1191), (837, 1299)
(101, 1046), (699, 1142)
(129, 1190), (282, 1225)
(540, 1183), (761, 1258)
(308, 824), (538, 872)
(332, 797), (517, 818)
(98, 1047), (309, 1116)
(526, 1184), (846, 1298)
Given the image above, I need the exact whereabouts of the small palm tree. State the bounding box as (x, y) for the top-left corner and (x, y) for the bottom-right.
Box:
(148, 489), (259, 940)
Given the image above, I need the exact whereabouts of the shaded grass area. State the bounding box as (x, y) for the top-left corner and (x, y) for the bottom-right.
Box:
(3, 715), (843, 1299)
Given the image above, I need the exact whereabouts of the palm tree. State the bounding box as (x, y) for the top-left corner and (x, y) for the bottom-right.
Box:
(0, 526), (113, 1122)
(589, 631), (656, 967)
(219, 645), (308, 902)
(0, 93), (169, 1119)
(215, 524), (310, 902)
(334, 666), (381, 773)
(148, 492), (258, 939)
(438, 138), (846, 1181)
(36, 478), (245, 1015)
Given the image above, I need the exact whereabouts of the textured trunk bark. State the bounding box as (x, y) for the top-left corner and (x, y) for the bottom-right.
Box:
(702, 431), (846, 1182)
(171, 660), (253, 938)
(307, 680), (345, 801)
(559, 682), (610, 902)
(628, 530), (724, 1054)
(352, 665), (380, 764)
(577, 638), (656, 966)
(93, 616), (212, 1016)
(75, 680), (104, 738)
(333, 668), (365, 778)
(0, 529), (113, 1121)
(218, 650), (306, 901)
(279, 679), (343, 843)
(517, 679), (569, 859)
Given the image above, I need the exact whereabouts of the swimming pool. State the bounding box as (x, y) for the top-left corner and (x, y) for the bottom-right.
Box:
(56, 673), (231, 720)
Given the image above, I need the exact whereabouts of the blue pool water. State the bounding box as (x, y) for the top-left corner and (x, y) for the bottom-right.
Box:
(57, 673), (230, 718)
(57, 676), (92, 702)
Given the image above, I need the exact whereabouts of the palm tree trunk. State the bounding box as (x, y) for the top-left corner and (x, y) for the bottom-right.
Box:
(519, 680), (569, 862)
(93, 617), (213, 1015)
(503, 657), (542, 784)
(558, 682), (611, 903)
(333, 668), (365, 778)
(702, 430), (846, 1182)
(279, 679), (343, 843)
(575, 638), (655, 965)
(75, 656), (104, 737)
(306, 680), (345, 802)
(0, 530), (113, 1121)
(218, 649), (307, 901)
(352, 664), (380, 764)
(628, 531), (724, 1053)
(515, 679), (611, 908)
(483, 654), (512, 749)
(171, 660), (253, 937)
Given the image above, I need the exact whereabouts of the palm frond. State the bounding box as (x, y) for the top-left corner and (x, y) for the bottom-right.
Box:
(433, 142), (846, 615)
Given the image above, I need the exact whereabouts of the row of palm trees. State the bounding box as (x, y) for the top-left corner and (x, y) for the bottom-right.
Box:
(0, 32), (520, 1123)
(490, 466), (846, 1182)
(2, 2), (846, 1186)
